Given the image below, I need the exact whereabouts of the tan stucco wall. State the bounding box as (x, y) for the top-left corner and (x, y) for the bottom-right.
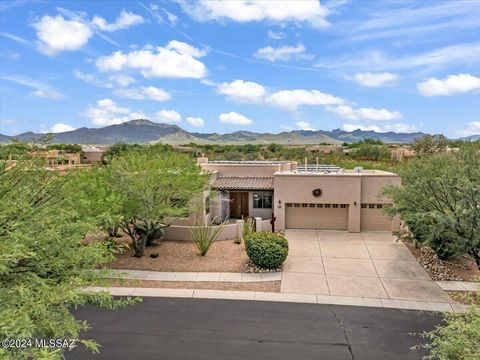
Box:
(273, 173), (400, 233)
(200, 163), (283, 177)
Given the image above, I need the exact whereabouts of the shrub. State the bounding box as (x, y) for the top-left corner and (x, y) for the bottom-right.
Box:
(191, 220), (225, 256)
(245, 231), (288, 269)
(414, 304), (480, 359)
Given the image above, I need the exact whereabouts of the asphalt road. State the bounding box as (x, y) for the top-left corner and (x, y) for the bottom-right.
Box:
(68, 297), (441, 360)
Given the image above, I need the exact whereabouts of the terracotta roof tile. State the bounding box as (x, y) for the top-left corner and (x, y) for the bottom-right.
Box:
(212, 176), (274, 190)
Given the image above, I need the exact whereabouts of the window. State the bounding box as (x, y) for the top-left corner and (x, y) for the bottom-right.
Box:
(361, 204), (367, 208)
(333, 204), (338, 208)
(317, 204), (323, 208)
(294, 203), (300, 207)
(369, 204), (375, 209)
(302, 203), (308, 207)
(377, 204), (383, 209)
(309, 204), (315, 208)
(286, 203), (292, 208)
(325, 204), (331, 208)
(340, 204), (347, 208)
(253, 192), (273, 209)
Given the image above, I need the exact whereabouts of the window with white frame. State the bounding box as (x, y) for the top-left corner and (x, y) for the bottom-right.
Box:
(253, 192), (273, 209)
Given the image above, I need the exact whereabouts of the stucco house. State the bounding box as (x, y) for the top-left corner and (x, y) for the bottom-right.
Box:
(198, 157), (400, 233)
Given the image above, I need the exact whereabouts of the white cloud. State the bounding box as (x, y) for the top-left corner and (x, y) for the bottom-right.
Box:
(296, 121), (314, 130)
(95, 40), (207, 78)
(113, 86), (170, 102)
(186, 116), (204, 127)
(456, 121), (480, 137)
(417, 73), (480, 96)
(178, 0), (330, 28)
(91, 10), (144, 32)
(267, 30), (284, 40)
(74, 69), (112, 88)
(343, 123), (416, 133)
(84, 98), (136, 126)
(32, 89), (64, 100)
(109, 74), (136, 87)
(316, 42), (480, 71)
(328, 105), (402, 121)
(254, 43), (310, 62)
(3, 75), (64, 100)
(49, 123), (75, 133)
(266, 89), (345, 111)
(155, 109), (182, 123)
(219, 112), (252, 125)
(352, 72), (398, 87)
(33, 15), (93, 55)
(216, 80), (266, 103)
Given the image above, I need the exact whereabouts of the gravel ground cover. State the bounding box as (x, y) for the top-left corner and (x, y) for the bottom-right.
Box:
(108, 279), (281, 292)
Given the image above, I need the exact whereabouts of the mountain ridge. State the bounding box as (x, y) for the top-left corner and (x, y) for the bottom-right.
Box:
(0, 119), (453, 145)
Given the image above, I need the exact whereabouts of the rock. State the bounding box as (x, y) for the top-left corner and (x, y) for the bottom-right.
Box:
(150, 253), (159, 258)
(419, 247), (463, 281)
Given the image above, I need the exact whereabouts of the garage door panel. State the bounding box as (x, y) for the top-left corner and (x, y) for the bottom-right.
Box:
(286, 205), (348, 230)
(361, 207), (392, 231)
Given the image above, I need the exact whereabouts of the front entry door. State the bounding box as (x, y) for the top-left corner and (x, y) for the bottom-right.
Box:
(229, 192), (249, 218)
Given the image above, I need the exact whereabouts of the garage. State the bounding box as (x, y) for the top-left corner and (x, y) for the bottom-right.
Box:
(360, 204), (392, 231)
(285, 203), (349, 230)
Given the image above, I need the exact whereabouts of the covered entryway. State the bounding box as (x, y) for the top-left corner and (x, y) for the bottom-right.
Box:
(229, 191), (249, 218)
(361, 204), (392, 231)
(285, 203), (348, 230)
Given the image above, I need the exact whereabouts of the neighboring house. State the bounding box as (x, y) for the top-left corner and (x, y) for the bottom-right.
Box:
(390, 146), (415, 161)
(306, 145), (341, 154)
(81, 146), (108, 164)
(171, 145), (202, 156)
(31, 150), (82, 169)
(198, 157), (401, 233)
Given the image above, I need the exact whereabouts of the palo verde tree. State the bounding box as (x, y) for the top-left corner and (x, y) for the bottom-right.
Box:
(106, 147), (210, 257)
(0, 155), (136, 360)
(382, 143), (480, 268)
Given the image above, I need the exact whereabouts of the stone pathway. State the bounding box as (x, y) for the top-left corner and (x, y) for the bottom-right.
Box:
(281, 230), (452, 304)
(98, 269), (281, 283)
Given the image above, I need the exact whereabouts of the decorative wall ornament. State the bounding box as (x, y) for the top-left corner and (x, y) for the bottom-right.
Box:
(312, 188), (322, 197)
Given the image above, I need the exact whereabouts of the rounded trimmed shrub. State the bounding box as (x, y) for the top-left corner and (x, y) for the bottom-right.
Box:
(245, 231), (289, 269)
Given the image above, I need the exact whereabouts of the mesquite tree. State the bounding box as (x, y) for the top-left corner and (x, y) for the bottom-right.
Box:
(382, 143), (480, 268)
(107, 148), (210, 257)
(0, 153), (136, 360)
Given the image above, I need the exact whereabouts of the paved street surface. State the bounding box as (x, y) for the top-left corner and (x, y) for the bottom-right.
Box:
(282, 230), (450, 303)
(68, 297), (441, 360)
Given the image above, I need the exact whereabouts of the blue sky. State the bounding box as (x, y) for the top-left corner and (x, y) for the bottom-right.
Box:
(0, 0), (479, 137)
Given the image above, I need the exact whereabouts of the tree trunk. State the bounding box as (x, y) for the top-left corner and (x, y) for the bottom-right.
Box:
(132, 235), (147, 257)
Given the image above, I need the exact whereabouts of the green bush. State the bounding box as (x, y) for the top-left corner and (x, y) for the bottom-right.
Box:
(415, 305), (480, 359)
(245, 231), (288, 269)
(241, 217), (255, 245)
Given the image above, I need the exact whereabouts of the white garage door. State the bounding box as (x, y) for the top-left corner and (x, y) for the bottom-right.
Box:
(285, 203), (349, 230)
(361, 204), (392, 231)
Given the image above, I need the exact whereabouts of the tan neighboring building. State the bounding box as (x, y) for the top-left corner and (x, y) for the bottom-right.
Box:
(198, 157), (401, 233)
(31, 150), (81, 168)
(390, 146), (415, 161)
(306, 145), (341, 154)
(81, 146), (108, 164)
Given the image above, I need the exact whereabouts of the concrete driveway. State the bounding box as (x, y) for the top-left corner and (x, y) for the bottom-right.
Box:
(282, 230), (451, 304)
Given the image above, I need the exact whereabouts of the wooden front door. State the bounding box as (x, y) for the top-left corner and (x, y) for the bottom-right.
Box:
(229, 192), (249, 218)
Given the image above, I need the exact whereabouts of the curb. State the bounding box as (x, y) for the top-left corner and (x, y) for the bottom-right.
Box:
(85, 286), (467, 313)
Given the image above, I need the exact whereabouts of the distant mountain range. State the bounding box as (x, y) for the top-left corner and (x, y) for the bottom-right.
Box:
(0, 119), (445, 145)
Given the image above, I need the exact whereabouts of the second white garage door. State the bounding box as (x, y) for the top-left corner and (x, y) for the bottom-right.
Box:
(285, 203), (349, 230)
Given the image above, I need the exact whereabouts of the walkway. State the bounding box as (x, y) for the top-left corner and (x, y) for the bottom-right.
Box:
(281, 230), (452, 304)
